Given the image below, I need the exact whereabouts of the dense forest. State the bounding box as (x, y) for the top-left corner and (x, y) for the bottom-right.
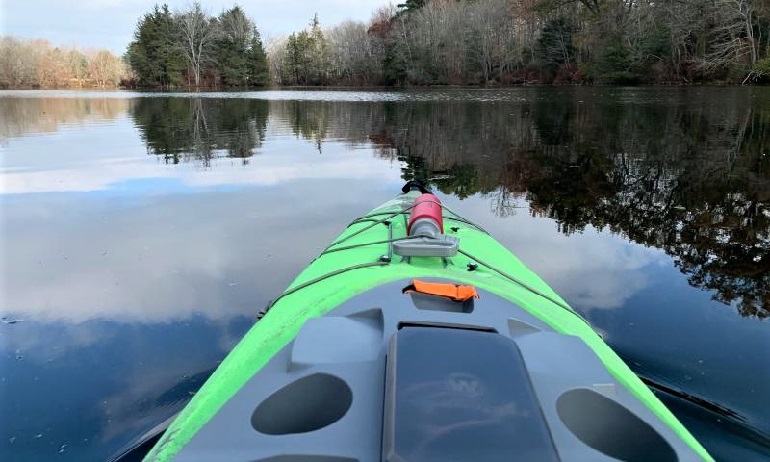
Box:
(269, 0), (770, 85)
(2, 0), (770, 88)
(126, 0), (770, 87)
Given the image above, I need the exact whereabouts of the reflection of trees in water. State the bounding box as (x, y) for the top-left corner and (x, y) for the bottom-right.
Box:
(130, 98), (269, 166)
(511, 144), (769, 318)
(268, 100), (382, 153)
(378, 90), (769, 318)
(0, 97), (129, 140)
(127, 90), (769, 317)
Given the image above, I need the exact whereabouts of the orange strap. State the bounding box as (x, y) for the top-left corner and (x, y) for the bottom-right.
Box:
(403, 279), (479, 301)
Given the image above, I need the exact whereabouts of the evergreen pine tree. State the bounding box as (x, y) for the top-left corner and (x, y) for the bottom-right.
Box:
(126, 4), (185, 87)
(247, 29), (269, 86)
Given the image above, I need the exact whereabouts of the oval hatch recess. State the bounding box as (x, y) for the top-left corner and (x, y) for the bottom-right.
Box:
(252, 373), (353, 435)
(556, 388), (677, 462)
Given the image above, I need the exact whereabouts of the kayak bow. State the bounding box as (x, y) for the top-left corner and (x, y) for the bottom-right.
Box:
(145, 183), (712, 461)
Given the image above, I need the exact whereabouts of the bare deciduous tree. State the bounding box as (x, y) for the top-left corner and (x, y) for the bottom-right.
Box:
(693, 0), (759, 72)
(327, 21), (368, 82)
(266, 35), (289, 84)
(467, 0), (517, 83)
(0, 37), (39, 88)
(176, 2), (219, 86)
(38, 44), (70, 88)
(0, 36), (128, 89)
(327, 20), (386, 84)
(87, 49), (125, 88)
(67, 49), (88, 87)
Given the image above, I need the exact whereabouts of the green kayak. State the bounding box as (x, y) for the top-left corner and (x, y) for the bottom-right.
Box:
(144, 182), (713, 461)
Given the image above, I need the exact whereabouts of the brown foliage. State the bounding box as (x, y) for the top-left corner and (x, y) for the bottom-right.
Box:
(0, 36), (128, 89)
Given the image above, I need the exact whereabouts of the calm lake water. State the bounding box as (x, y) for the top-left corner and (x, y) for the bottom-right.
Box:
(1, 87), (768, 461)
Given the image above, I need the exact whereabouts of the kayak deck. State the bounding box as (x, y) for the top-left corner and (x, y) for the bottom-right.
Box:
(167, 280), (691, 461)
(144, 190), (712, 461)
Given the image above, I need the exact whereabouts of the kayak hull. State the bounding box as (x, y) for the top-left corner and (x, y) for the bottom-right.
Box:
(144, 190), (712, 461)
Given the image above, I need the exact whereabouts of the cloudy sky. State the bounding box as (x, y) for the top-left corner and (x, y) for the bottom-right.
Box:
(2, 0), (391, 54)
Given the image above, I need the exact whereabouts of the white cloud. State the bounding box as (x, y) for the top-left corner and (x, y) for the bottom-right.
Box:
(1, 149), (398, 193)
(2, 183), (660, 324)
(441, 194), (667, 310)
(1, 177), (402, 323)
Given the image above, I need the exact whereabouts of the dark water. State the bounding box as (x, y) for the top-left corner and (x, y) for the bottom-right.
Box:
(1, 88), (768, 461)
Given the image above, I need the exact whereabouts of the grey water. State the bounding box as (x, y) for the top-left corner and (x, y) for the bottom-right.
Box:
(0, 87), (768, 461)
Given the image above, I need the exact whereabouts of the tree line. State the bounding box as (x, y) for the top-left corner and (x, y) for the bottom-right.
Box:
(125, 3), (268, 88)
(4, 0), (770, 88)
(0, 37), (129, 89)
(269, 0), (770, 85)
